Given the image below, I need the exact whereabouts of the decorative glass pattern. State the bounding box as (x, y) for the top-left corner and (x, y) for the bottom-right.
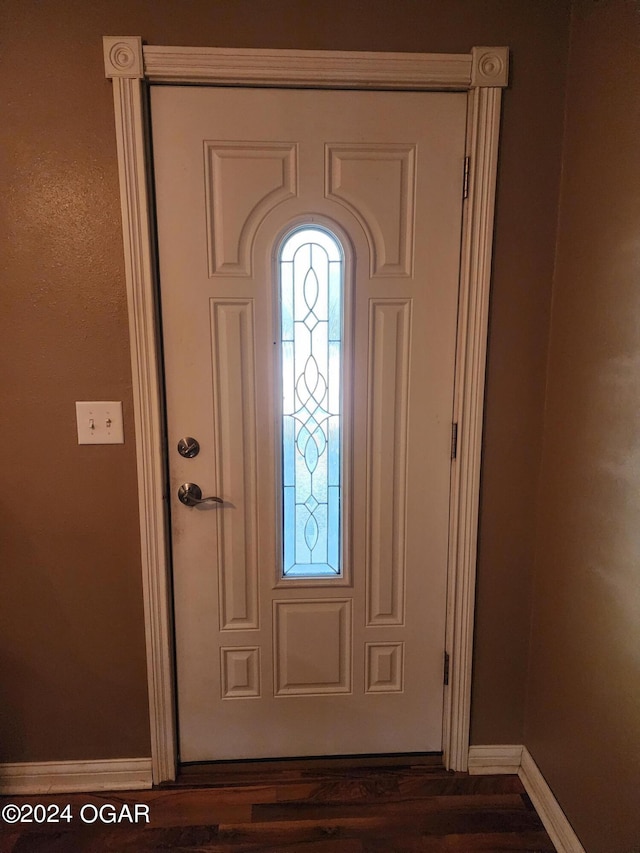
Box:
(280, 227), (343, 578)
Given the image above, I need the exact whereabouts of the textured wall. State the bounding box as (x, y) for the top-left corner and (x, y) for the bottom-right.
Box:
(0, 0), (569, 762)
(525, 2), (640, 850)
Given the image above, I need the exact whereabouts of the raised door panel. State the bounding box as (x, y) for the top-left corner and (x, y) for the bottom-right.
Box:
(326, 144), (416, 276)
(274, 599), (352, 695)
(205, 142), (298, 276)
(365, 299), (412, 626)
(210, 299), (259, 630)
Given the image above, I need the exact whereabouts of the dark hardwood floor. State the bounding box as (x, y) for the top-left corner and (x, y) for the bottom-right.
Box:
(0, 760), (555, 852)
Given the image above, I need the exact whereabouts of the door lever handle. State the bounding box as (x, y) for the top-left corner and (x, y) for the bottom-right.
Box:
(177, 483), (223, 507)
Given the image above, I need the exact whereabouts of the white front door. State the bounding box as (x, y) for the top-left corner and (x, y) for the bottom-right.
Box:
(151, 86), (466, 762)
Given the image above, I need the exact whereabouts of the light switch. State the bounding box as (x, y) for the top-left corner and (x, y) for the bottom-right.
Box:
(76, 401), (124, 445)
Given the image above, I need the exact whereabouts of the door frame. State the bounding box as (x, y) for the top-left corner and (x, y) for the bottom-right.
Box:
(103, 37), (509, 784)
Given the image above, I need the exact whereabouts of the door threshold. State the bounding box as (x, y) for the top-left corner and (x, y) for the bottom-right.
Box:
(164, 753), (445, 788)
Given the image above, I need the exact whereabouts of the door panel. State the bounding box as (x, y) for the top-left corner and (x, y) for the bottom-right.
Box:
(151, 86), (467, 761)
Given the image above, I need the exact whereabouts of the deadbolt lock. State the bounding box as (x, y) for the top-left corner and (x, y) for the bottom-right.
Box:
(177, 437), (200, 458)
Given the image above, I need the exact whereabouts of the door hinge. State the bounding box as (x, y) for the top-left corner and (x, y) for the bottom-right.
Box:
(451, 422), (458, 460)
(463, 156), (470, 199)
(443, 651), (450, 686)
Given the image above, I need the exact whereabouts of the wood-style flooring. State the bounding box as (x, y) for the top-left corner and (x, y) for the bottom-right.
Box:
(0, 759), (555, 852)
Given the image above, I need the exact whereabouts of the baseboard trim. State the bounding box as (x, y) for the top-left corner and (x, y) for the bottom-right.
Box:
(468, 743), (523, 775)
(518, 747), (585, 853)
(468, 745), (585, 853)
(0, 758), (153, 795)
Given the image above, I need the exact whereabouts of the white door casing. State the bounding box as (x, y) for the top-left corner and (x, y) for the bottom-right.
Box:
(103, 39), (508, 782)
(152, 86), (467, 761)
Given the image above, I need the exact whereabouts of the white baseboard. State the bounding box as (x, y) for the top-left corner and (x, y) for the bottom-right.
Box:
(468, 743), (523, 775)
(0, 758), (153, 795)
(468, 744), (585, 853)
(518, 747), (586, 853)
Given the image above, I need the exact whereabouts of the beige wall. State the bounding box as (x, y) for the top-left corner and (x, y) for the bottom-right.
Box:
(525, 2), (640, 850)
(0, 0), (570, 762)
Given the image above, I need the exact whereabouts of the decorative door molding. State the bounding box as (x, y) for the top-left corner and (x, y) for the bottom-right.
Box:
(103, 37), (508, 784)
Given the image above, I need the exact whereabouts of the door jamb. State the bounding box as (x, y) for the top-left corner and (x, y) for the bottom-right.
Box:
(103, 38), (508, 784)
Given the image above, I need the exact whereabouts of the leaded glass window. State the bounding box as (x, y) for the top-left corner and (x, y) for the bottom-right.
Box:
(280, 227), (343, 578)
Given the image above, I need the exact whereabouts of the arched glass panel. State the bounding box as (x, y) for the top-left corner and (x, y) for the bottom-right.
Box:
(280, 226), (343, 578)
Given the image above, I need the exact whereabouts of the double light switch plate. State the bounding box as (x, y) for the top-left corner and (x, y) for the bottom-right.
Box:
(76, 401), (124, 444)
